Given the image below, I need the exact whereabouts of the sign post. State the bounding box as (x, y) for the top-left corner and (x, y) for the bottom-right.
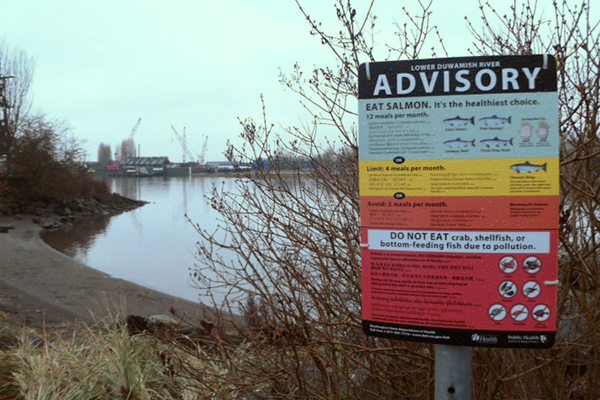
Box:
(358, 55), (558, 396)
(435, 345), (472, 399)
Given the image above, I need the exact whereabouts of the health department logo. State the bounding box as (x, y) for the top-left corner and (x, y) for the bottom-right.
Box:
(471, 333), (498, 344)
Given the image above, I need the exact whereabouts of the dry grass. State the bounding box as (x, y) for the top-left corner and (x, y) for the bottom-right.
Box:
(0, 311), (216, 399)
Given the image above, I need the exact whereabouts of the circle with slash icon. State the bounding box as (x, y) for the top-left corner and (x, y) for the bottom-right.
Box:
(488, 304), (507, 321)
(522, 281), (541, 299)
(499, 281), (517, 298)
(532, 304), (551, 322)
(523, 256), (542, 274)
(510, 305), (529, 321)
(499, 256), (518, 274)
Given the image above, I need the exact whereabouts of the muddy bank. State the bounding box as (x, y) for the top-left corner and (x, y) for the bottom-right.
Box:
(0, 216), (213, 328)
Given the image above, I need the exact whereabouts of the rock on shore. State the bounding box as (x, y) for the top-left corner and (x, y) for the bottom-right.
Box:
(0, 193), (148, 229)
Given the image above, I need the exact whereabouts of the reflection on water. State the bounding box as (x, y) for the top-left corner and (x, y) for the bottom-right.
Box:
(42, 215), (112, 259)
(43, 175), (239, 303)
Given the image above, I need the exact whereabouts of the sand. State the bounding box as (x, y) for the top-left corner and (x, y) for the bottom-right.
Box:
(0, 216), (211, 328)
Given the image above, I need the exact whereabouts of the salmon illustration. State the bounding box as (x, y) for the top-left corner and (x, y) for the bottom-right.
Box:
(510, 161), (547, 173)
(480, 137), (513, 148)
(444, 138), (475, 147)
(443, 116), (475, 126)
(480, 115), (511, 125)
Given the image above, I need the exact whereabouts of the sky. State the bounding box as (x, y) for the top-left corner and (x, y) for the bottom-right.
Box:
(0, 0), (581, 163)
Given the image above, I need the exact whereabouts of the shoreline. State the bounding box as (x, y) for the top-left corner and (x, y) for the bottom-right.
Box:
(0, 216), (211, 328)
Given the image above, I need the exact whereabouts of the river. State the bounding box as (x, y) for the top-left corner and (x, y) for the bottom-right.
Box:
(42, 175), (239, 303)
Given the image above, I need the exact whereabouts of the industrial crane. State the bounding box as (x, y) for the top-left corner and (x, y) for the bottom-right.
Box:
(200, 136), (208, 165)
(108, 118), (141, 171)
(171, 125), (207, 167)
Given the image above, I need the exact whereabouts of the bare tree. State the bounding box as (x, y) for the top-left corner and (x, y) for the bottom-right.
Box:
(172, 1), (600, 398)
(179, 2), (441, 399)
(0, 39), (35, 173)
(97, 142), (113, 167)
(465, 1), (600, 398)
(8, 113), (94, 201)
(118, 137), (136, 161)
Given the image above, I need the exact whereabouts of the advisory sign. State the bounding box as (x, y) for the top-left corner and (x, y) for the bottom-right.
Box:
(358, 55), (558, 348)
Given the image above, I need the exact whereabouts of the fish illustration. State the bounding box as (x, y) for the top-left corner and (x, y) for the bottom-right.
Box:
(444, 138), (475, 147)
(480, 137), (513, 148)
(533, 309), (549, 318)
(480, 115), (511, 126)
(523, 286), (539, 296)
(510, 161), (547, 173)
(443, 116), (475, 126)
(490, 307), (504, 318)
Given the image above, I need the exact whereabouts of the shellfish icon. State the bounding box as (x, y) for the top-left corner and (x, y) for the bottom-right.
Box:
(499, 281), (517, 298)
(499, 256), (517, 274)
(523, 257), (542, 274)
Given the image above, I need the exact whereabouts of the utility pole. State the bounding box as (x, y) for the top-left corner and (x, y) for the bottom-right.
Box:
(0, 74), (14, 172)
(0, 76), (10, 152)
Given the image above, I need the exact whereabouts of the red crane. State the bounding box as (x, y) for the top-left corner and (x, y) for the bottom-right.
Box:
(108, 118), (141, 171)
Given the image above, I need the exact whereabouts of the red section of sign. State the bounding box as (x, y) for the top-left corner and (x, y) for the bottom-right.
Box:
(360, 196), (558, 230)
(361, 230), (557, 332)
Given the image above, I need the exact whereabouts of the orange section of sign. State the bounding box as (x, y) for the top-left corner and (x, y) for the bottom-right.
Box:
(360, 195), (558, 230)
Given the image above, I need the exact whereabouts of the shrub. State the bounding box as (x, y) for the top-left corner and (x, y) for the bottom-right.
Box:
(186, 1), (600, 398)
(5, 114), (110, 202)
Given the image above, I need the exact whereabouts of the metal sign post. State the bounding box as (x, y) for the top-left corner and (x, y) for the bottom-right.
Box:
(357, 55), (559, 398)
(435, 345), (472, 399)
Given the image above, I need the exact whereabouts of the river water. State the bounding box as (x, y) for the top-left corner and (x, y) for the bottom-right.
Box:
(42, 175), (239, 303)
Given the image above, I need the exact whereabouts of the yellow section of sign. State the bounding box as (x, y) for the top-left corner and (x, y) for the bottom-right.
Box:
(359, 158), (559, 197)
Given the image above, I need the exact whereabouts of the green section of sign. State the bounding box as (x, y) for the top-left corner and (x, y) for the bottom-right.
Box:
(359, 92), (558, 162)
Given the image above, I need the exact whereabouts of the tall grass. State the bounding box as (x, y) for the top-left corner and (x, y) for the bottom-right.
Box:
(0, 311), (273, 399)
(1, 315), (184, 399)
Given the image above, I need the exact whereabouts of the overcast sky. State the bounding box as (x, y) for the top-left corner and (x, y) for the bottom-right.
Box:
(0, 0), (574, 163)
